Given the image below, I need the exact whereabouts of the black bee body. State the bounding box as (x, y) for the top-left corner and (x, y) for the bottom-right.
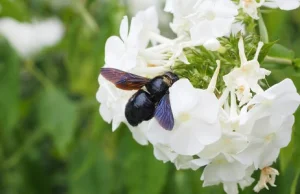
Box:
(125, 90), (156, 126)
(100, 68), (179, 130)
(145, 76), (170, 102)
(125, 73), (178, 127)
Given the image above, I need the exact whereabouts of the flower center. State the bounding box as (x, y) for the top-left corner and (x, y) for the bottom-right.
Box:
(244, 0), (255, 7)
(206, 11), (216, 21)
(179, 113), (191, 122)
(264, 133), (275, 143)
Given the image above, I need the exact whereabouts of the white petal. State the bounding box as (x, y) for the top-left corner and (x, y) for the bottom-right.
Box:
(263, 79), (297, 98)
(276, 0), (300, 10)
(211, 18), (234, 37)
(189, 159), (210, 170)
(223, 182), (238, 194)
(119, 16), (129, 42)
(274, 116), (294, 148)
(127, 17), (143, 48)
(251, 116), (276, 138)
(99, 104), (112, 124)
(203, 39), (221, 51)
(257, 145), (280, 169)
(170, 122), (205, 155)
(193, 121), (221, 146)
(153, 144), (178, 163)
(169, 79), (198, 117)
(190, 20), (214, 45)
(147, 119), (171, 145)
(104, 36), (125, 68)
(128, 122), (149, 145)
(112, 115), (123, 131)
(193, 90), (220, 123)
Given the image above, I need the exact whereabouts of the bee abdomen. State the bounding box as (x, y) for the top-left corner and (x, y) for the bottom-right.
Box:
(125, 90), (155, 126)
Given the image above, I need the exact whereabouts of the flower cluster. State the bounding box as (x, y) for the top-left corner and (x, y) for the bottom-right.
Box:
(97, 1), (300, 194)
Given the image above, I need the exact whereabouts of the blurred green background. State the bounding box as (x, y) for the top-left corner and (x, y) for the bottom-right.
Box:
(0, 0), (300, 194)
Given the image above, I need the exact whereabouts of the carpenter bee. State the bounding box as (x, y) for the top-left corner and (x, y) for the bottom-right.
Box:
(100, 68), (179, 130)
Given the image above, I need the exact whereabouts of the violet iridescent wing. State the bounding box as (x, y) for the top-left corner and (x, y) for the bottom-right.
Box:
(100, 68), (150, 90)
(154, 93), (174, 131)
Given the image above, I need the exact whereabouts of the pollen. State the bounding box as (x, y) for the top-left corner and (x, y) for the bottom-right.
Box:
(238, 85), (245, 93)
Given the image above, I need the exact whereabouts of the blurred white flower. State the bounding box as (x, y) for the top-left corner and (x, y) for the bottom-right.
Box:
(263, 0), (300, 10)
(254, 167), (279, 192)
(239, 0), (265, 20)
(124, 0), (171, 26)
(223, 38), (271, 106)
(0, 17), (64, 58)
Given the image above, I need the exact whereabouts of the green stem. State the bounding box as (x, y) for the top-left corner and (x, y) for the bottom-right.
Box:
(291, 170), (300, 194)
(24, 60), (54, 88)
(258, 11), (269, 43)
(264, 56), (293, 65)
(75, 0), (99, 32)
(3, 129), (45, 169)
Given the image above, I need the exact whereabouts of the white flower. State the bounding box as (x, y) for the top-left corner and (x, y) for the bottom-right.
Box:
(254, 167), (279, 192)
(241, 79), (300, 129)
(96, 76), (134, 131)
(0, 17), (64, 57)
(230, 21), (246, 36)
(239, 0), (265, 20)
(221, 166), (255, 194)
(105, 6), (159, 71)
(189, 0), (238, 45)
(153, 143), (179, 163)
(201, 154), (248, 185)
(263, 0), (300, 10)
(236, 115), (294, 169)
(223, 38), (271, 106)
(153, 144), (210, 169)
(147, 78), (221, 155)
(174, 157), (210, 170)
(96, 76), (150, 145)
(198, 132), (249, 160)
(165, 0), (237, 50)
(164, 0), (198, 35)
(125, 0), (171, 26)
(127, 122), (150, 145)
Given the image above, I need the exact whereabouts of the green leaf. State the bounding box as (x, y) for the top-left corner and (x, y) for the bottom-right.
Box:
(268, 44), (295, 60)
(0, 38), (20, 134)
(293, 58), (300, 69)
(258, 41), (277, 63)
(37, 87), (77, 157)
(68, 139), (113, 194)
(258, 12), (269, 43)
(0, 0), (30, 21)
(116, 131), (168, 194)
